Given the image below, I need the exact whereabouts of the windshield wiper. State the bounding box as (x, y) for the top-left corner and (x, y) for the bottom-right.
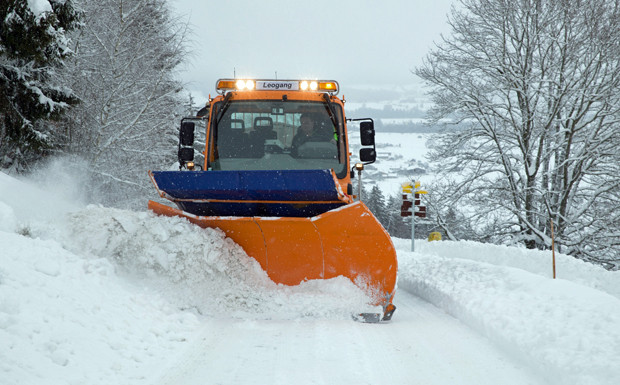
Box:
(215, 92), (234, 126)
(322, 93), (339, 129)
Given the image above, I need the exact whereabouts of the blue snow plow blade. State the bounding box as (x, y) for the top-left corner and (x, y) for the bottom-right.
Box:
(149, 169), (347, 217)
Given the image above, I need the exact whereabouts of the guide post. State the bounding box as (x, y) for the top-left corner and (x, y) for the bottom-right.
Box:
(401, 181), (427, 252)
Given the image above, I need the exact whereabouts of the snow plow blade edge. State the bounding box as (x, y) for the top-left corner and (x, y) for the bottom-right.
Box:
(148, 200), (397, 311)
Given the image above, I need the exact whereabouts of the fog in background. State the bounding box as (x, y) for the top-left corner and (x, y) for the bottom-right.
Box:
(170, 0), (454, 104)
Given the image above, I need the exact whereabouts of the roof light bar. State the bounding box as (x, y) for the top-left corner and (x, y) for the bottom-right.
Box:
(215, 79), (339, 94)
(318, 81), (337, 91)
(300, 81), (319, 91)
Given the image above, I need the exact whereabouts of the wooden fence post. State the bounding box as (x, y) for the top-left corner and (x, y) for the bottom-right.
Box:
(550, 219), (556, 279)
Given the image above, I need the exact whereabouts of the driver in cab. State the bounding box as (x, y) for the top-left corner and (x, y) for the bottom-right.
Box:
(291, 113), (335, 157)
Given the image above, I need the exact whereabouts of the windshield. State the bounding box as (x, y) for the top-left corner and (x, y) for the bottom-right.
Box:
(208, 100), (346, 176)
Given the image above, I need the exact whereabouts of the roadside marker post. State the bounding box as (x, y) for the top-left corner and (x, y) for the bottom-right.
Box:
(401, 181), (428, 252)
(551, 219), (556, 279)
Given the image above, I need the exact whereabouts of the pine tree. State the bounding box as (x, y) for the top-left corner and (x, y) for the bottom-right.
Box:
(0, 0), (80, 170)
(366, 185), (388, 227)
(385, 192), (410, 238)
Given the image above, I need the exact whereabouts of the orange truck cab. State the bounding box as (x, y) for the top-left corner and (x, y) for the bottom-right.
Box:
(148, 79), (397, 321)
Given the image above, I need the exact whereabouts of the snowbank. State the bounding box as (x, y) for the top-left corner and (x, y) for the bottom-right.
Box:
(0, 231), (199, 384)
(3, 169), (620, 385)
(396, 239), (620, 385)
(0, 170), (376, 384)
(59, 205), (375, 320)
(394, 238), (620, 299)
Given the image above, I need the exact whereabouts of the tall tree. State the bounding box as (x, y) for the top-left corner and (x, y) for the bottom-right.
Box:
(417, 0), (620, 268)
(421, 180), (476, 241)
(365, 185), (389, 227)
(0, 0), (80, 171)
(62, 0), (187, 208)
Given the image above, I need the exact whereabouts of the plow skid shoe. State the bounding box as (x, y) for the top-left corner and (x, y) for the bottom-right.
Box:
(354, 303), (397, 323)
(148, 200), (398, 309)
(382, 304), (397, 321)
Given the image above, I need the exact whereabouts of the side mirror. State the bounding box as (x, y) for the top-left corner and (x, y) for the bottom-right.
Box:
(178, 147), (194, 164)
(180, 121), (195, 146)
(360, 148), (376, 163)
(178, 121), (195, 168)
(360, 121), (375, 146)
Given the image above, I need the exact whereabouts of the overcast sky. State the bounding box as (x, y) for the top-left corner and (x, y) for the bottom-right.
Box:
(170, 0), (455, 102)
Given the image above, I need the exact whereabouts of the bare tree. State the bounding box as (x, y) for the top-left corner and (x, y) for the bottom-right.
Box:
(62, 0), (188, 208)
(417, 0), (620, 268)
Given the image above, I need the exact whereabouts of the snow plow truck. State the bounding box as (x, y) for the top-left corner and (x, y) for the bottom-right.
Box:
(148, 79), (397, 321)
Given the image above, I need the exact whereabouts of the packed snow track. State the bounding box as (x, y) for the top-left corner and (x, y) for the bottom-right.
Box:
(152, 291), (543, 385)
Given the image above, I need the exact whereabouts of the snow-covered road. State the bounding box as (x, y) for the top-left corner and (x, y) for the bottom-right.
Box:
(153, 291), (542, 385)
(2, 171), (619, 385)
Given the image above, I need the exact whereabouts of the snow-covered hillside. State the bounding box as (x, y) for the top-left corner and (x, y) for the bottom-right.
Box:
(348, 129), (433, 195)
(1, 170), (619, 385)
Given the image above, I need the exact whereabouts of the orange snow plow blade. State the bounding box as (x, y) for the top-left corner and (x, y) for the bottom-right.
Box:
(148, 200), (397, 308)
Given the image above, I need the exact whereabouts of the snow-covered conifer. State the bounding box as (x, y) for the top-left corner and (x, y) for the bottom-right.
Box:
(0, 0), (80, 171)
(366, 185), (389, 227)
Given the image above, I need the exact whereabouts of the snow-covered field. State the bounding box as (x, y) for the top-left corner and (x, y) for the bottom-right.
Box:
(1, 170), (619, 385)
(349, 130), (433, 195)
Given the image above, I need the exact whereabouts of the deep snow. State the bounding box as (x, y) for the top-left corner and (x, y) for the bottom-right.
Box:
(1, 169), (619, 385)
